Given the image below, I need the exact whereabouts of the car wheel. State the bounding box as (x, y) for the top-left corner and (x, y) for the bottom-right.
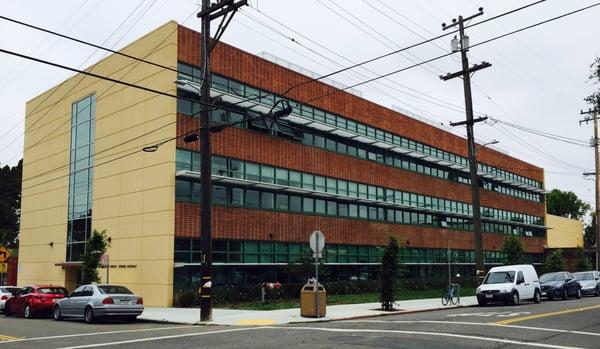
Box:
(53, 305), (63, 321)
(477, 297), (487, 306)
(4, 304), (11, 316)
(24, 304), (33, 319)
(562, 288), (568, 300)
(84, 306), (94, 324)
(533, 290), (541, 304)
(576, 287), (582, 299)
(512, 291), (520, 306)
(595, 286), (600, 297)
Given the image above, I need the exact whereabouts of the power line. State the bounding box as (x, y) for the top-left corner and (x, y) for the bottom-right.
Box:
(303, 2), (600, 103)
(488, 116), (590, 147)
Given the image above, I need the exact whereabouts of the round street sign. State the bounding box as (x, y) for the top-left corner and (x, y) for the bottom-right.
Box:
(309, 230), (325, 255)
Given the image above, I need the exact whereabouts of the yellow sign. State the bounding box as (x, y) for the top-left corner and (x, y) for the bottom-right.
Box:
(0, 246), (10, 263)
(0, 263), (7, 274)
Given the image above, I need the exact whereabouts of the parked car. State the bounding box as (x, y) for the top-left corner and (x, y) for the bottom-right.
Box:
(540, 272), (581, 300)
(53, 284), (143, 324)
(573, 271), (600, 297)
(0, 286), (20, 313)
(4, 285), (68, 318)
(476, 264), (541, 306)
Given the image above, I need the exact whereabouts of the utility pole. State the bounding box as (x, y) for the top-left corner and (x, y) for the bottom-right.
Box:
(440, 8), (491, 280)
(196, 0), (246, 322)
(580, 108), (600, 271)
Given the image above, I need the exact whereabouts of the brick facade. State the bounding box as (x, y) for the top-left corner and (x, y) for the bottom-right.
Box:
(175, 25), (546, 254)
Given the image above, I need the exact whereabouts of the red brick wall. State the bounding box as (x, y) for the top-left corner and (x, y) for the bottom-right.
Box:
(176, 25), (544, 183)
(176, 202), (545, 253)
(177, 114), (544, 218)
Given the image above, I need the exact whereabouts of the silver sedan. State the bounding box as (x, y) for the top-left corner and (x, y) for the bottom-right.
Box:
(53, 284), (144, 323)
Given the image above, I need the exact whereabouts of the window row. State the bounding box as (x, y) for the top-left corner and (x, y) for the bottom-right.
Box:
(174, 239), (544, 265)
(177, 61), (542, 189)
(175, 181), (545, 238)
(175, 149), (544, 226)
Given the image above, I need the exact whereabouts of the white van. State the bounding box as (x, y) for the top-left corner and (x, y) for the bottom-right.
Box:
(476, 265), (541, 306)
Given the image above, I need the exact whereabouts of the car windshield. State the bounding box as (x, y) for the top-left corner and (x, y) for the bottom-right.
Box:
(0, 287), (20, 295)
(484, 271), (515, 284)
(574, 273), (594, 281)
(37, 287), (68, 295)
(540, 273), (564, 282)
(98, 285), (133, 294)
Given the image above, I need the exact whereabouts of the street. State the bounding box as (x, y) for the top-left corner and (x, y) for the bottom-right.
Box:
(0, 296), (599, 348)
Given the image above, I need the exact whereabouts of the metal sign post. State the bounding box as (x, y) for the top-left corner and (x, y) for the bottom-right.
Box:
(309, 230), (325, 318)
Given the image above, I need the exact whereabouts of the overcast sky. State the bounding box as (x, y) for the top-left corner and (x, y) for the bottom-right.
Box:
(1, 0), (599, 208)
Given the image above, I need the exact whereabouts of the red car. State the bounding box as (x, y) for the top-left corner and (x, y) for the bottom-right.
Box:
(4, 285), (69, 318)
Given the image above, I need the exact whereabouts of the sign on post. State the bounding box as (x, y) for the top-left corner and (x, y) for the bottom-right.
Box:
(0, 263), (7, 273)
(0, 245), (11, 263)
(309, 230), (325, 258)
(309, 230), (325, 318)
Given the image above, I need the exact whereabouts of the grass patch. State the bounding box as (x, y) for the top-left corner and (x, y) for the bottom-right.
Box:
(216, 287), (475, 310)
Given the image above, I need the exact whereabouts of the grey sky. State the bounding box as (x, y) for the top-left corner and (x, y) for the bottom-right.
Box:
(1, 0), (599, 207)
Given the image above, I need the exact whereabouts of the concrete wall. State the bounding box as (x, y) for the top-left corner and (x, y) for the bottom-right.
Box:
(546, 214), (584, 249)
(19, 21), (178, 306)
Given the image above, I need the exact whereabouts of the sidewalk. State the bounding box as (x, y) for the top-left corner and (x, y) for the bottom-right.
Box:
(139, 296), (477, 326)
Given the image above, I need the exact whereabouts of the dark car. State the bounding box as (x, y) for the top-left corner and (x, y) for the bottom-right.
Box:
(4, 285), (68, 318)
(539, 272), (581, 300)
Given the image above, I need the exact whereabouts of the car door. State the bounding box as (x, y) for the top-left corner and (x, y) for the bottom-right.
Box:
(74, 286), (94, 317)
(566, 273), (578, 295)
(9, 288), (26, 313)
(61, 287), (83, 316)
(515, 271), (530, 299)
(16, 287), (33, 314)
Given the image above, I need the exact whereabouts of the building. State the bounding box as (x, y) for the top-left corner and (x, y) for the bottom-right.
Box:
(18, 22), (547, 306)
(546, 214), (584, 271)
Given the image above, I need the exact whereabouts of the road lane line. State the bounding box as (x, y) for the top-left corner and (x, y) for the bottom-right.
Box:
(59, 327), (267, 349)
(271, 326), (586, 349)
(0, 325), (196, 344)
(345, 320), (600, 337)
(495, 304), (600, 325)
(0, 335), (21, 341)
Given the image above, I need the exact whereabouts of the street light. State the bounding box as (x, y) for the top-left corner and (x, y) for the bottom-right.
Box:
(475, 139), (499, 153)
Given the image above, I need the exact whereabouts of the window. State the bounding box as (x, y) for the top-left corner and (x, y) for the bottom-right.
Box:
(315, 199), (326, 214)
(246, 190), (260, 207)
(261, 192), (274, 209)
(289, 195), (302, 212)
(303, 197), (314, 212)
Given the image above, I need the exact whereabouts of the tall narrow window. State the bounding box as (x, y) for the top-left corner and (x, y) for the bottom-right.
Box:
(66, 94), (96, 262)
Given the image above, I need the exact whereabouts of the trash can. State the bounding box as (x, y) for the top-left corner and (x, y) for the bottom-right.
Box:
(300, 280), (326, 317)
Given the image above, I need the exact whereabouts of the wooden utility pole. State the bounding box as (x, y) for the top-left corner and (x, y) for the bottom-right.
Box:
(580, 108), (600, 271)
(196, 0), (246, 322)
(440, 8), (491, 279)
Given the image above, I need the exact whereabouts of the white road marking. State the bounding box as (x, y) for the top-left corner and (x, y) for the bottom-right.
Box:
(59, 327), (267, 349)
(345, 320), (600, 337)
(58, 325), (591, 349)
(0, 325), (196, 344)
(271, 326), (586, 349)
(447, 311), (531, 318)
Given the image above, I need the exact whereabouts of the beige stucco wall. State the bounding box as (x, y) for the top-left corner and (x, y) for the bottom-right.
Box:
(546, 214), (584, 249)
(19, 21), (178, 306)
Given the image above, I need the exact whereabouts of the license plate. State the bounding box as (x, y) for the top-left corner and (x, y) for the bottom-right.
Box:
(541, 292), (546, 296)
(485, 294), (493, 299)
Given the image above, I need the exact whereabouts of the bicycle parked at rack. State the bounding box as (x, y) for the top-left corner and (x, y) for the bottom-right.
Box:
(441, 282), (460, 306)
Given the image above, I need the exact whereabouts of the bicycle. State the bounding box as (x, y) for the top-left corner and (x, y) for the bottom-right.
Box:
(441, 283), (460, 306)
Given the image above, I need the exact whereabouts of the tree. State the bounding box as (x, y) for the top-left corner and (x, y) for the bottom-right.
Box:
(501, 235), (526, 265)
(584, 214), (596, 249)
(0, 160), (22, 248)
(574, 246), (592, 272)
(81, 229), (108, 284)
(546, 189), (590, 220)
(380, 236), (402, 311)
(543, 249), (567, 273)
(584, 56), (600, 110)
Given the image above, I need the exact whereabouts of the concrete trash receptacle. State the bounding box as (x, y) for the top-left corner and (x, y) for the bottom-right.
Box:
(300, 280), (326, 317)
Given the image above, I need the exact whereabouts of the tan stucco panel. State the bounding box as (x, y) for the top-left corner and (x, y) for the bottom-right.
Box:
(546, 214), (584, 249)
(19, 21), (179, 306)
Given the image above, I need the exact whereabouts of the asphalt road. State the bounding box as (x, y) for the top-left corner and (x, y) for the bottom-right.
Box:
(0, 295), (599, 348)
